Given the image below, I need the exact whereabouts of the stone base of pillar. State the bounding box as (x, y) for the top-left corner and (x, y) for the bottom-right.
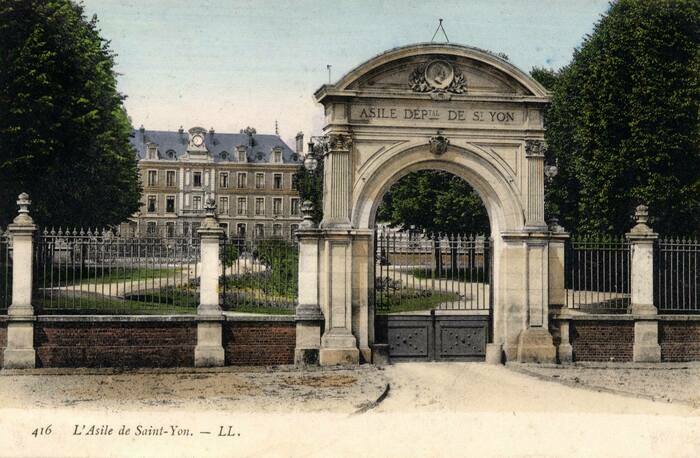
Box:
(558, 343), (573, 364)
(3, 348), (36, 369)
(485, 343), (504, 365)
(371, 344), (390, 366)
(633, 320), (661, 362)
(194, 321), (225, 367)
(320, 348), (360, 366)
(516, 328), (556, 363)
(320, 329), (359, 365)
(295, 320), (322, 366)
(3, 320), (36, 369)
(294, 349), (319, 365)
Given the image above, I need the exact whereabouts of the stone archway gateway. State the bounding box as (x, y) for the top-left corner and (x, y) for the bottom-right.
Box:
(295, 43), (567, 365)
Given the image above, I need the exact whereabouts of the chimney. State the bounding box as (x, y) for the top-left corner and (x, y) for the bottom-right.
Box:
(295, 132), (304, 154)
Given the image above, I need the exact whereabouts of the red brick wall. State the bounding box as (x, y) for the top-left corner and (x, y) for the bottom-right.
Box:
(35, 321), (196, 368)
(571, 320), (634, 362)
(223, 321), (295, 366)
(660, 321), (700, 362)
(0, 320), (6, 367)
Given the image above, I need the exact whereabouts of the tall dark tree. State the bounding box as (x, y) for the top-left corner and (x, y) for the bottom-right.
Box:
(545, 0), (700, 235)
(0, 0), (141, 228)
(377, 170), (490, 235)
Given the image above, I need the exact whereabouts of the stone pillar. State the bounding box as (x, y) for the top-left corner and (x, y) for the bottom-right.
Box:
(524, 140), (547, 230)
(4, 193), (37, 369)
(501, 232), (556, 363)
(194, 198), (225, 367)
(319, 231), (359, 365)
(626, 205), (661, 362)
(294, 201), (324, 365)
(320, 133), (352, 229)
(548, 218), (569, 310)
(557, 319), (573, 363)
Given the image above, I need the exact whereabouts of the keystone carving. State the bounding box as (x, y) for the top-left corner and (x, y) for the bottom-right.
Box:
(429, 135), (450, 155)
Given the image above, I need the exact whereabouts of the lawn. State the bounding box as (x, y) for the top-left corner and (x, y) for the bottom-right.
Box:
(375, 289), (460, 314)
(34, 295), (197, 315)
(35, 266), (186, 287)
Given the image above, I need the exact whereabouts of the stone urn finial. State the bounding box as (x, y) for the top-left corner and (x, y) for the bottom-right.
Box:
(628, 204), (656, 237)
(634, 204), (649, 226)
(547, 217), (565, 233)
(12, 192), (34, 226)
(300, 200), (316, 228)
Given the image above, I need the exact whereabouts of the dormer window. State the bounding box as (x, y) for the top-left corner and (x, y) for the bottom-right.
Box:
(146, 142), (158, 159)
(166, 149), (176, 159)
(220, 151), (228, 160)
(237, 147), (247, 162)
(272, 148), (282, 163)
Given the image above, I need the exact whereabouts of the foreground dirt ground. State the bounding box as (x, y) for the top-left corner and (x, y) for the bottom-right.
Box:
(1, 363), (700, 456)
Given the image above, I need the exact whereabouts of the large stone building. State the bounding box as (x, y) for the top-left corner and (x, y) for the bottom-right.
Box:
(127, 125), (304, 239)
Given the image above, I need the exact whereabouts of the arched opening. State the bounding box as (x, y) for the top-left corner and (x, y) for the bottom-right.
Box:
(365, 162), (498, 361)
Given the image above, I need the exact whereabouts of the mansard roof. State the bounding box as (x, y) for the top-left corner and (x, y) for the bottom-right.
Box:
(131, 127), (301, 164)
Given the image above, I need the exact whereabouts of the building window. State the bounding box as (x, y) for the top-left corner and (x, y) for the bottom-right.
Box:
(219, 196), (229, 214)
(273, 173), (282, 189)
(236, 223), (246, 237)
(255, 172), (265, 189)
(255, 197), (265, 216)
(290, 224), (299, 238)
(146, 221), (157, 235)
(291, 176), (298, 191)
(193, 172), (202, 188)
(238, 149), (247, 162)
(183, 222), (190, 237)
(290, 198), (299, 216)
(273, 224), (282, 237)
(255, 224), (264, 238)
(273, 198), (282, 216)
(237, 172), (247, 188)
(166, 222), (175, 238)
(166, 196), (175, 213)
(237, 197), (247, 215)
(147, 195), (157, 213)
(193, 195), (202, 210)
(166, 170), (176, 187)
(147, 170), (157, 187)
(219, 172), (229, 188)
(220, 222), (229, 237)
(273, 150), (282, 163)
(166, 149), (176, 159)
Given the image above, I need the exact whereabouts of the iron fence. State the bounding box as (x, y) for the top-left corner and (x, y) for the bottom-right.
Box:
(565, 235), (631, 312)
(33, 228), (200, 314)
(656, 237), (700, 313)
(219, 236), (298, 314)
(0, 229), (11, 312)
(375, 231), (491, 314)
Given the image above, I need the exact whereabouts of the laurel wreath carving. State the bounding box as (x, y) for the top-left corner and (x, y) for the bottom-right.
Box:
(409, 63), (467, 94)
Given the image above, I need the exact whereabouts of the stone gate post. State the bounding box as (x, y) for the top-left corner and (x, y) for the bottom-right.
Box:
(194, 198), (225, 367)
(626, 205), (661, 362)
(294, 201), (324, 365)
(548, 218), (572, 363)
(4, 193), (37, 369)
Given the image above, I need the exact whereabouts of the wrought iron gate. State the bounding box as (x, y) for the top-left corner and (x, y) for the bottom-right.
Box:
(374, 230), (492, 361)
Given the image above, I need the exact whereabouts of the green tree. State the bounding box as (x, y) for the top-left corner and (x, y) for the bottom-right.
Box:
(0, 0), (141, 228)
(377, 170), (490, 235)
(545, 0), (700, 236)
(530, 67), (560, 91)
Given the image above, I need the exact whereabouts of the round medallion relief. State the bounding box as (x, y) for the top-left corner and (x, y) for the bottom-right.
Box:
(425, 60), (454, 89)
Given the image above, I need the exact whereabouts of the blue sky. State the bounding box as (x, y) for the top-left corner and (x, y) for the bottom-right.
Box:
(83, 0), (610, 146)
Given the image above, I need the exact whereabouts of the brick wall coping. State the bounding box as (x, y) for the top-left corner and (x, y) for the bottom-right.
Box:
(553, 313), (700, 321)
(33, 315), (197, 323)
(223, 312), (295, 322)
